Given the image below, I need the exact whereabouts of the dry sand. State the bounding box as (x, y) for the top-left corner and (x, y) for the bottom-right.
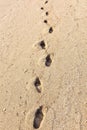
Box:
(0, 0), (87, 130)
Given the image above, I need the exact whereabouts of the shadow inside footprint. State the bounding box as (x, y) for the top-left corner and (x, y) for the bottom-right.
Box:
(33, 106), (43, 129)
(45, 54), (52, 67)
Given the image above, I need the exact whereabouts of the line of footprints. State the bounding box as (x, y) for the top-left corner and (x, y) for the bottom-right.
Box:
(33, 1), (53, 129)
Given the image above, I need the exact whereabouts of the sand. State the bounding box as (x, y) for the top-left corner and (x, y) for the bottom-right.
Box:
(0, 0), (87, 130)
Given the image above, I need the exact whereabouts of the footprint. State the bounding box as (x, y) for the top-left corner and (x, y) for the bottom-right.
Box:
(39, 40), (46, 49)
(33, 106), (43, 129)
(49, 27), (53, 33)
(25, 106), (48, 130)
(33, 40), (46, 50)
(33, 106), (48, 129)
(41, 7), (44, 10)
(46, 11), (49, 16)
(45, 54), (52, 67)
(34, 77), (42, 93)
(44, 20), (48, 24)
(45, 1), (48, 4)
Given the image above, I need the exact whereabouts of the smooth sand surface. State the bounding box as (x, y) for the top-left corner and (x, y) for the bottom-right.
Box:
(0, 0), (87, 130)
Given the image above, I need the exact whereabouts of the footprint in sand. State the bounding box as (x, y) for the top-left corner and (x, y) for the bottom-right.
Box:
(34, 77), (42, 93)
(41, 7), (44, 10)
(45, 11), (49, 16)
(33, 40), (47, 50)
(44, 19), (48, 24)
(25, 106), (48, 130)
(39, 40), (46, 49)
(49, 27), (53, 33)
(44, 1), (48, 4)
(45, 54), (52, 67)
(33, 106), (48, 129)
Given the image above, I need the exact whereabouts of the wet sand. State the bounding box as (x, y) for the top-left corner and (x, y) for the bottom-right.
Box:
(0, 0), (87, 130)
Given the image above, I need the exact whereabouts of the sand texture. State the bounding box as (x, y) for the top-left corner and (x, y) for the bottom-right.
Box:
(0, 0), (87, 130)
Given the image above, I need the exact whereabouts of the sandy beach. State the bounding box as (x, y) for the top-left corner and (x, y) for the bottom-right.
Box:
(0, 0), (87, 130)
